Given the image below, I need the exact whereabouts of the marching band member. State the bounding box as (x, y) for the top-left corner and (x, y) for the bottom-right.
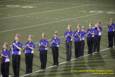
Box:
(108, 19), (114, 48)
(93, 23), (100, 52)
(73, 24), (81, 58)
(24, 35), (35, 74)
(87, 24), (94, 54)
(51, 31), (61, 66)
(1, 42), (10, 77)
(39, 33), (49, 69)
(109, 18), (115, 46)
(11, 34), (22, 77)
(95, 22), (103, 52)
(80, 26), (86, 56)
(64, 24), (73, 61)
(113, 21), (115, 46)
(92, 26), (97, 53)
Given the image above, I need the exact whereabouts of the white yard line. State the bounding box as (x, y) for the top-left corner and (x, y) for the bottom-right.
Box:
(0, 13), (99, 33)
(0, 2), (56, 8)
(0, 4), (89, 19)
(21, 47), (110, 77)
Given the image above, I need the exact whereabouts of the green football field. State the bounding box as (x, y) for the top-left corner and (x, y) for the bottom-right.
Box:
(0, 0), (115, 77)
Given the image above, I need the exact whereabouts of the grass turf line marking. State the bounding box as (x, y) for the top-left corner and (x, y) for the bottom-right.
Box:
(0, 4), (89, 19)
(6, 5), (35, 9)
(0, 13), (99, 33)
(21, 48), (110, 77)
(106, 11), (115, 15)
(89, 10), (104, 14)
(89, 10), (115, 15)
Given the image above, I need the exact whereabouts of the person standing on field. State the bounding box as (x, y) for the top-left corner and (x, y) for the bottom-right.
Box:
(24, 35), (35, 74)
(108, 19), (114, 48)
(87, 24), (94, 54)
(39, 33), (49, 69)
(1, 42), (10, 77)
(64, 24), (73, 61)
(51, 31), (61, 66)
(11, 34), (22, 77)
(73, 24), (82, 58)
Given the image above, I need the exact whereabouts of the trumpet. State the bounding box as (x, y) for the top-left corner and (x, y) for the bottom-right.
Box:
(75, 32), (81, 40)
(10, 43), (23, 52)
